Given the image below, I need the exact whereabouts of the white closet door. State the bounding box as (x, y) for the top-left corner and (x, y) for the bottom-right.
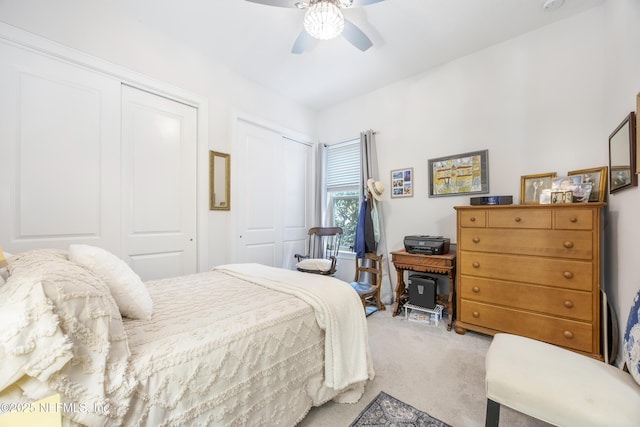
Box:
(121, 85), (197, 280)
(281, 137), (314, 270)
(234, 119), (313, 268)
(0, 42), (121, 253)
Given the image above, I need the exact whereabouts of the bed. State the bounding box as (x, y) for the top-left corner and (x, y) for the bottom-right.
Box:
(0, 247), (374, 426)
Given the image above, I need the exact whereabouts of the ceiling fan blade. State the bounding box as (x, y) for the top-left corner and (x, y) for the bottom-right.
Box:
(245, 0), (298, 8)
(291, 31), (314, 54)
(350, 0), (385, 6)
(342, 19), (373, 51)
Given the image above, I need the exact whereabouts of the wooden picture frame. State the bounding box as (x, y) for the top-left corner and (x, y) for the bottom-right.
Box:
(609, 112), (637, 194)
(391, 167), (413, 198)
(637, 92), (640, 174)
(209, 151), (230, 210)
(567, 166), (608, 202)
(520, 172), (557, 204)
(550, 191), (572, 204)
(428, 149), (489, 197)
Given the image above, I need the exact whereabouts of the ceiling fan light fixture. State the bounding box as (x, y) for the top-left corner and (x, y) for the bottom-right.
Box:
(304, 1), (344, 40)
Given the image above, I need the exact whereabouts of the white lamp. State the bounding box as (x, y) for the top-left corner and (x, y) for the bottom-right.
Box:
(304, 0), (344, 40)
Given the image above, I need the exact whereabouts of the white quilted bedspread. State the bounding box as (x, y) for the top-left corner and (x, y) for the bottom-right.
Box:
(121, 264), (373, 426)
(213, 263), (374, 391)
(0, 258), (373, 427)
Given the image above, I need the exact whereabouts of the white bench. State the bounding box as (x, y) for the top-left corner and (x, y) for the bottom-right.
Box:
(485, 333), (640, 427)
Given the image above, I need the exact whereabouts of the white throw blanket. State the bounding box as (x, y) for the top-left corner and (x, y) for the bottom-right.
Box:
(213, 263), (375, 390)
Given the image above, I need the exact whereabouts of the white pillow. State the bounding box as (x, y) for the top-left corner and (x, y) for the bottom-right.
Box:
(69, 244), (153, 320)
(296, 258), (332, 272)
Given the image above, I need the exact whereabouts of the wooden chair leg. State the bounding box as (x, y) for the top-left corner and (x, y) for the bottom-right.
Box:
(376, 292), (385, 311)
(485, 399), (500, 427)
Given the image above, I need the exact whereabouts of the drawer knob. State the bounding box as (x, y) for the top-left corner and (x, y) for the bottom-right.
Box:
(472, 237), (480, 243)
(563, 300), (574, 308)
(563, 271), (574, 279)
(514, 217), (522, 222)
(472, 262), (480, 268)
(472, 286), (480, 293)
(570, 217), (578, 223)
(563, 241), (574, 249)
(563, 330), (574, 339)
(472, 311), (480, 318)
(470, 217), (476, 222)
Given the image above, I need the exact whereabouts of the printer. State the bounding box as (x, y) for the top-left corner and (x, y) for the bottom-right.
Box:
(404, 235), (450, 255)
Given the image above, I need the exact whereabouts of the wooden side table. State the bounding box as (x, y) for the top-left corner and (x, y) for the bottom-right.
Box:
(390, 249), (456, 331)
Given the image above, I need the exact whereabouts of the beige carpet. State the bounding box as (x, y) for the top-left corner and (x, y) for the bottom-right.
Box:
(299, 306), (552, 427)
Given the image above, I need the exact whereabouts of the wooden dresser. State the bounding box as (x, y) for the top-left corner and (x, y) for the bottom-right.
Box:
(454, 203), (604, 359)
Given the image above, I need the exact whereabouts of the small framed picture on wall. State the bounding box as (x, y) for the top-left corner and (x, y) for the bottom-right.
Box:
(391, 167), (413, 198)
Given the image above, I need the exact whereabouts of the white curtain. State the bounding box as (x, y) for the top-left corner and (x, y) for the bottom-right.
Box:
(316, 143), (328, 226)
(359, 130), (394, 305)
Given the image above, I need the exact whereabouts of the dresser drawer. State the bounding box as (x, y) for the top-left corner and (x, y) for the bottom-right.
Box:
(487, 209), (551, 229)
(459, 251), (593, 291)
(459, 210), (486, 227)
(458, 228), (593, 260)
(458, 300), (593, 353)
(459, 276), (592, 321)
(554, 209), (594, 230)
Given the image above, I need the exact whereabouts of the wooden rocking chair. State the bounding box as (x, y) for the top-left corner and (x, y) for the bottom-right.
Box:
(294, 226), (343, 276)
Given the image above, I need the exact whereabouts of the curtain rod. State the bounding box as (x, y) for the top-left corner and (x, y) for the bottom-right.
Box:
(323, 131), (378, 147)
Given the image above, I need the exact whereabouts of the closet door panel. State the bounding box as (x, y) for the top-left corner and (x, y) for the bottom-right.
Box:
(121, 85), (198, 280)
(235, 122), (280, 266)
(0, 42), (121, 252)
(234, 120), (313, 269)
(282, 137), (313, 270)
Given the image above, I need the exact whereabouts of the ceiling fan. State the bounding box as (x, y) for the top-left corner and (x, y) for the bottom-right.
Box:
(246, 0), (385, 54)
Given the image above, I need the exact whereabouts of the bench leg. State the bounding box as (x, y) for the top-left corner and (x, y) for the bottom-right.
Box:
(485, 399), (500, 427)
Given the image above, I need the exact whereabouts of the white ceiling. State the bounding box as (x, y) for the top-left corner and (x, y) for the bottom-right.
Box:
(111, 0), (604, 111)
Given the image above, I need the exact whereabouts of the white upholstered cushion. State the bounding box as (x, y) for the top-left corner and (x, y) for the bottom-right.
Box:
(69, 244), (153, 320)
(486, 333), (640, 427)
(296, 258), (332, 272)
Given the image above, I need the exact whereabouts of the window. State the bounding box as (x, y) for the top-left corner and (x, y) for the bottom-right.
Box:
(325, 140), (361, 252)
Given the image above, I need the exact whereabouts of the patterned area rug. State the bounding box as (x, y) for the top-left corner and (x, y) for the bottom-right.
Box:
(350, 391), (451, 427)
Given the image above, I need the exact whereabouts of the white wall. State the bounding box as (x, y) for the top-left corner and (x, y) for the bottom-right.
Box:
(318, 3), (640, 362)
(319, 6), (606, 257)
(602, 0), (640, 360)
(0, 0), (317, 270)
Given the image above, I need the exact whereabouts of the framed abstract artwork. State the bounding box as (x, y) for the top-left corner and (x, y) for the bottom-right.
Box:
(428, 150), (489, 197)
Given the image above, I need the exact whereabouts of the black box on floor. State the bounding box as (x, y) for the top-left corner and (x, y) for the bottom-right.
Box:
(408, 274), (437, 309)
